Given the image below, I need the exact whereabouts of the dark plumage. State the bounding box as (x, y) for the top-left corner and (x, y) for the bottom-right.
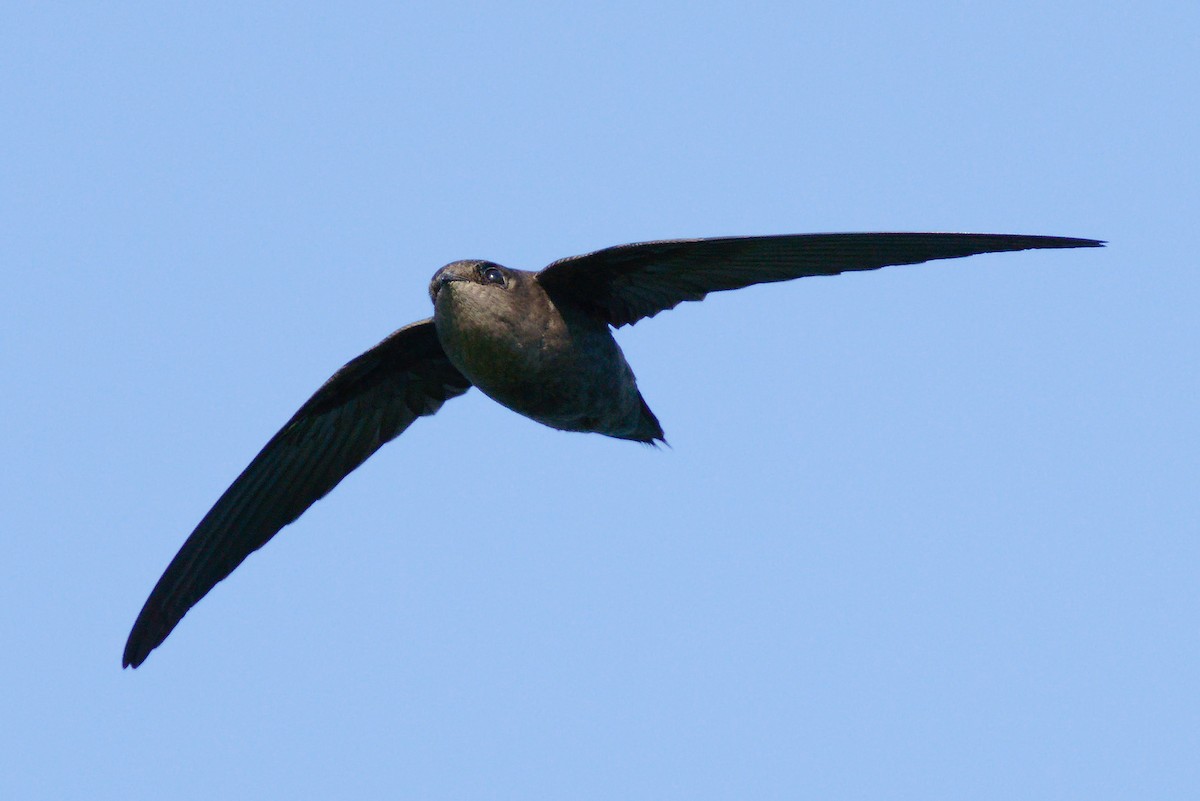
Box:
(124, 232), (1102, 668)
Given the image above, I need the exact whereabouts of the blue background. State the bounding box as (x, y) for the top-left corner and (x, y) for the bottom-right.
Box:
(3, 2), (1196, 798)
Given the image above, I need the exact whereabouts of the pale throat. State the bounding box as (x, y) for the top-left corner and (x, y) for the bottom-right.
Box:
(435, 287), (555, 391)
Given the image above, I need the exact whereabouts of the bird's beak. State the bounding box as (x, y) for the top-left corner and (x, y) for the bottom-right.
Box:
(429, 269), (467, 304)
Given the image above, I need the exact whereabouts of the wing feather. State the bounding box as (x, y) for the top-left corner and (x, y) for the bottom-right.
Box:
(123, 318), (470, 668)
(537, 233), (1104, 327)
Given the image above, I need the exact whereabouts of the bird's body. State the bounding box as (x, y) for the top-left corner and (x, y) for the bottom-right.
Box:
(431, 260), (662, 441)
(123, 231), (1103, 668)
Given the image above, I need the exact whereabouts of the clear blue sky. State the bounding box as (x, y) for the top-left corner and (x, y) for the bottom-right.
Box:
(3, 2), (1196, 799)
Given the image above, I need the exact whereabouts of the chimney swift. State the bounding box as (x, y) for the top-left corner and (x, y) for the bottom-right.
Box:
(123, 231), (1102, 667)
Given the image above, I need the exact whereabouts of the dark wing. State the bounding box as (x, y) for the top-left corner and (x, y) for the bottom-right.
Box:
(536, 233), (1104, 327)
(123, 318), (470, 668)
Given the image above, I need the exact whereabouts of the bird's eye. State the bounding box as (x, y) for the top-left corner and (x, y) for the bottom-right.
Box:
(480, 265), (506, 286)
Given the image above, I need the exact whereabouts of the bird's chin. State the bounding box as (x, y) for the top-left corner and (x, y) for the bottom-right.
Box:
(430, 282), (461, 314)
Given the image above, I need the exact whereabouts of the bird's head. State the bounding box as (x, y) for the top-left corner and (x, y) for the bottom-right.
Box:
(428, 259), (543, 329)
(428, 260), (508, 305)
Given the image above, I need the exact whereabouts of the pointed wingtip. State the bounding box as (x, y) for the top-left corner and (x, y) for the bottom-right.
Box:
(122, 637), (148, 669)
(122, 603), (173, 669)
(1007, 234), (1104, 250)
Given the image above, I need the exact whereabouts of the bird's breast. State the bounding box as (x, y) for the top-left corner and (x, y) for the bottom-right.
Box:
(433, 285), (641, 433)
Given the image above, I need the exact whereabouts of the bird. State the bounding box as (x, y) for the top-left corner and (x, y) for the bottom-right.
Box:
(123, 231), (1102, 667)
